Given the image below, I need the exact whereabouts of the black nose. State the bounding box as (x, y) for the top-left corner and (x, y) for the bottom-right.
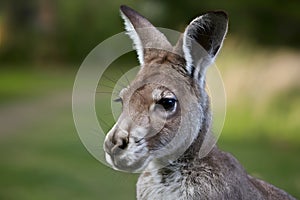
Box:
(112, 137), (129, 155)
(117, 137), (129, 150)
(105, 135), (129, 156)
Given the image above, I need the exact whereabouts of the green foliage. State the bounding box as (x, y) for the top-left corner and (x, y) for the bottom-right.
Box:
(0, 67), (74, 104)
(0, 108), (138, 200)
(1, 0), (300, 65)
(222, 86), (300, 142)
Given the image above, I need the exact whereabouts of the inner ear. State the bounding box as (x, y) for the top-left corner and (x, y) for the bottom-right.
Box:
(186, 11), (228, 57)
(182, 11), (228, 79)
(120, 5), (173, 66)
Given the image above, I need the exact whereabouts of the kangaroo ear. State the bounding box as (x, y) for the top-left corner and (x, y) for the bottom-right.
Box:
(182, 11), (228, 83)
(120, 5), (172, 66)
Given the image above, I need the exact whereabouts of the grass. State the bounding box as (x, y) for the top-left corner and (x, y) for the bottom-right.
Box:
(0, 46), (299, 199)
(0, 107), (138, 200)
(0, 66), (75, 104)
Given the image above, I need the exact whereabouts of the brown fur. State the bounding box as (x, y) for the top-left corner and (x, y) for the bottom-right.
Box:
(104, 5), (296, 200)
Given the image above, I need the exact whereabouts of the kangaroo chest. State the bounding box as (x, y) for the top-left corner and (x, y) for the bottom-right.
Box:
(137, 170), (188, 200)
(136, 162), (227, 200)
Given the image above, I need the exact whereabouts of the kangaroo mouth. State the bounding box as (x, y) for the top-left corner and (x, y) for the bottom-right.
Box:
(105, 152), (150, 173)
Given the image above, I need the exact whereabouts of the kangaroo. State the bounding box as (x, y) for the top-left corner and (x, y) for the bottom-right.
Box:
(103, 5), (296, 200)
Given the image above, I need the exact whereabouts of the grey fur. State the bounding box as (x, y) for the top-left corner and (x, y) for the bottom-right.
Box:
(104, 5), (296, 200)
(137, 146), (296, 200)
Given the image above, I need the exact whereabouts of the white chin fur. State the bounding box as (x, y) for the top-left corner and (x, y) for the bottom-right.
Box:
(105, 153), (115, 168)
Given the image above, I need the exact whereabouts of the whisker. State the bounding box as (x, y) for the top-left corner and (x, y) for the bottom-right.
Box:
(98, 83), (115, 90)
(96, 91), (120, 96)
(102, 74), (126, 88)
(98, 117), (112, 130)
(102, 74), (118, 83)
(95, 91), (113, 94)
(98, 83), (124, 95)
(98, 91), (121, 98)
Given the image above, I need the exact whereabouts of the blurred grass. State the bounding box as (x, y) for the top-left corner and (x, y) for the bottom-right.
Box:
(0, 104), (137, 200)
(0, 66), (75, 104)
(0, 47), (299, 199)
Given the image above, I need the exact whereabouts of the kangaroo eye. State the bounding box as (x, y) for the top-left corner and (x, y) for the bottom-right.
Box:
(156, 98), (177, 111)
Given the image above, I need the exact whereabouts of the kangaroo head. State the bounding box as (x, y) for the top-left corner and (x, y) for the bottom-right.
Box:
(104, 5), (228, 172)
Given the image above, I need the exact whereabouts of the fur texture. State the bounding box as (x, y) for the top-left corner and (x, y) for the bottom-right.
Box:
(103, 5), (296, 200)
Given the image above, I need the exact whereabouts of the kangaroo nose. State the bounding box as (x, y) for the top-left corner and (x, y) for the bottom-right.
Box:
(105, 130), (129, 156)
(107, 136), (128, 156)
(114, 136), (129, 150)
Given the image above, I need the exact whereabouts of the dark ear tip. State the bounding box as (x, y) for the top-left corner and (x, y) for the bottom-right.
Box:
(120, 5), (130, 13)
(120, 5), (143, 20)
(212, 10), (228, 20)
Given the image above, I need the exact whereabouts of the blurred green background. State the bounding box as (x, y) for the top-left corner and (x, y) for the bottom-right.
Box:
(0, 0), (300, 199)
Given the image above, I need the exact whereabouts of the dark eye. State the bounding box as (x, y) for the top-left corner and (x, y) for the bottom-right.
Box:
(156, 98), (177, 111)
